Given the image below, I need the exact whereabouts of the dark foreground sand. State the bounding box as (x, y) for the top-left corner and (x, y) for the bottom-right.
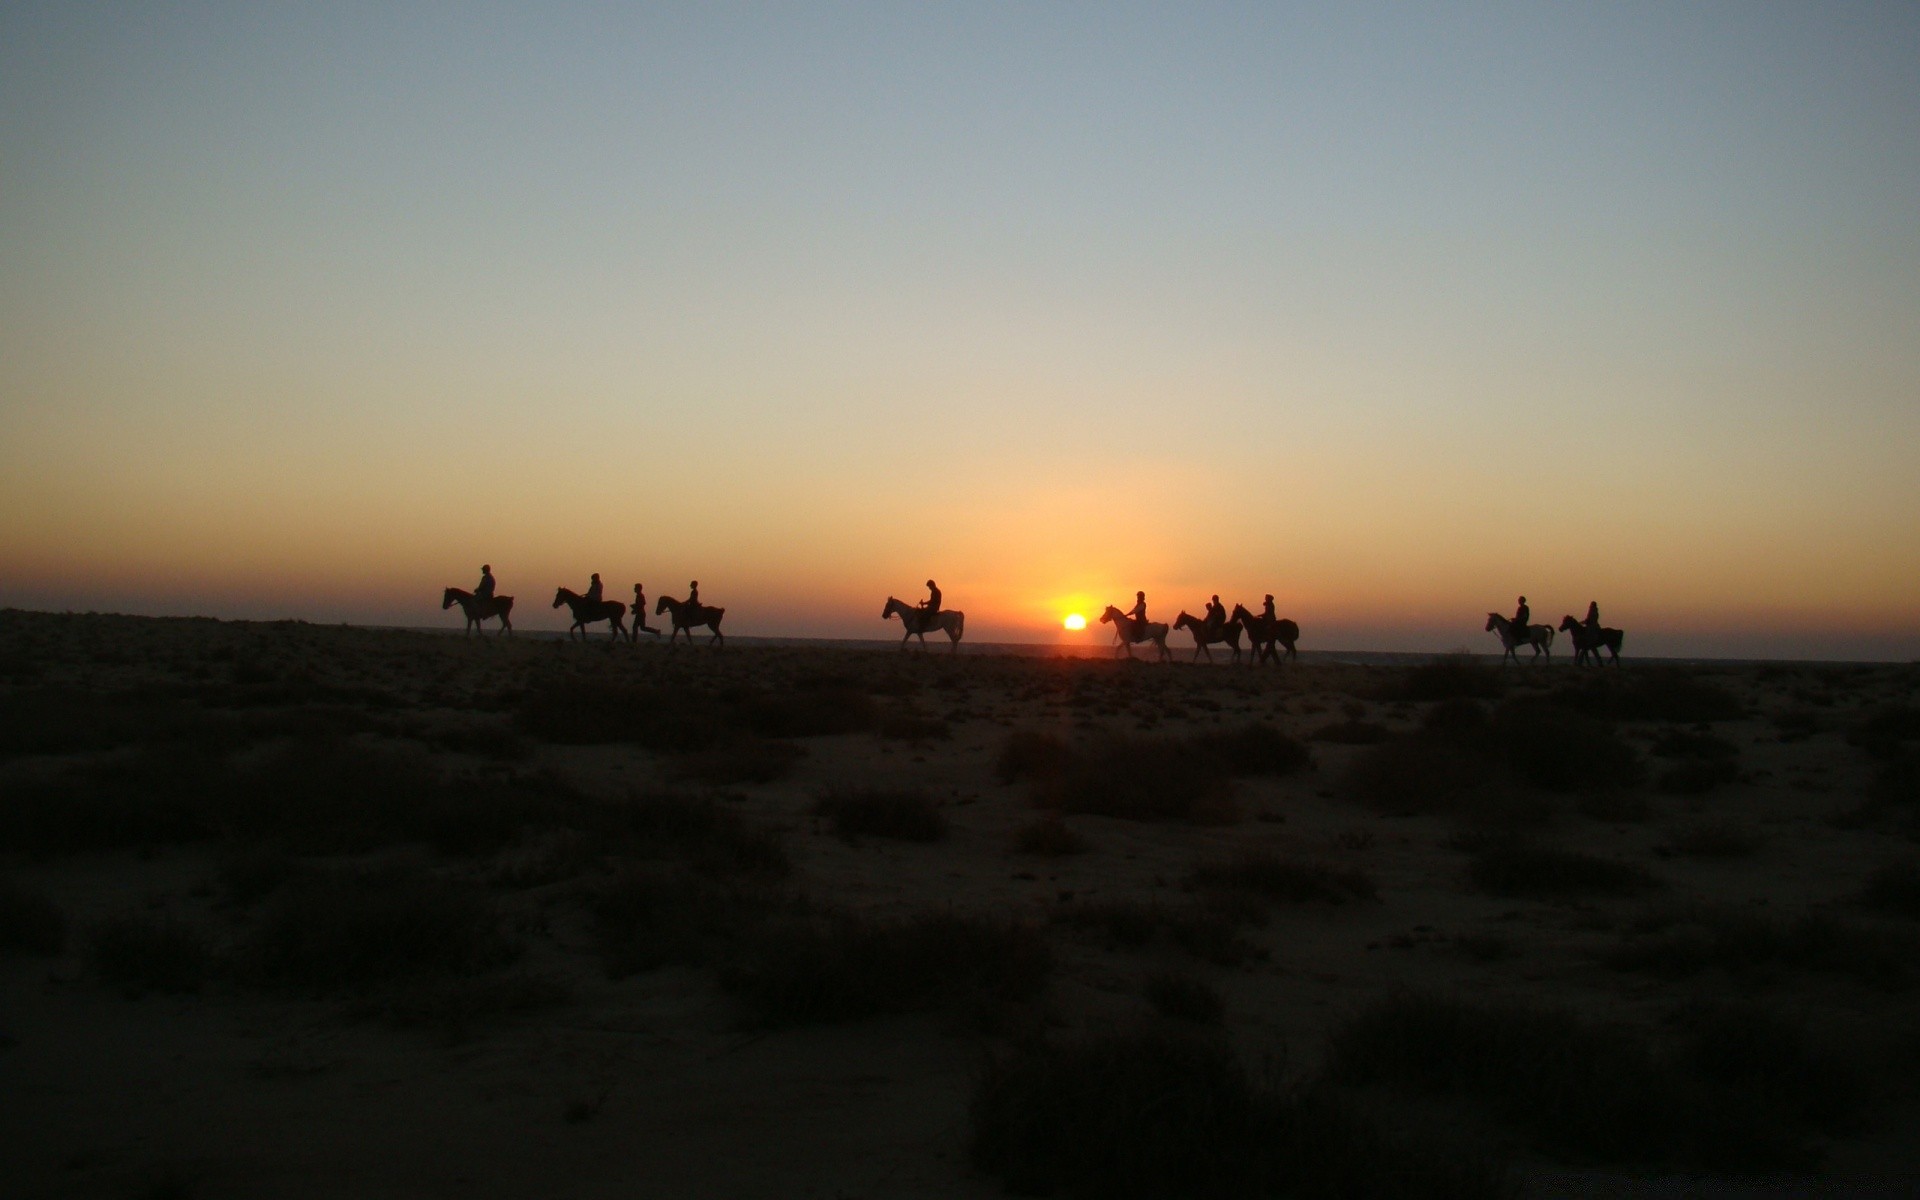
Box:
(2, 610), (1916, 1198)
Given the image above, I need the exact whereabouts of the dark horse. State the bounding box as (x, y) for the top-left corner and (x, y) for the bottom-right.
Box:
(553, 587), (626, 641)
(1559, 615), (1624, 667)
(657, 593), (725, 647)
(442, 586), (513, 636)
(1173, 611), (1243, 663)
(1231, 604), (1299, 664)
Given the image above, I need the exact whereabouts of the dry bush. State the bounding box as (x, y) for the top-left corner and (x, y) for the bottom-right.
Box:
(671, 735), (804, 784)
(592, 868), (786, 978)
(1031, 734), (1236, 825)
(244, 869), (518, 991)
(1466, 841), (1657, 899)
(1054, 899), (1265, 967)
(1553, 671), (1745, 723)
(1603, 906), (1914, 991)
(813, 788), (948, 842)
(0, 881), (66, 956)
(578, 791), (790, 877)
(1011, 816), (1090, 856)
(1399, 654), (1506, 702)
(995, 729), (1073, 784)
(1187, 724), (1312, 777)
(1186, 851), (1378, 905)
(1847, 704), (1920, 760)
(737, 686), (877, 737)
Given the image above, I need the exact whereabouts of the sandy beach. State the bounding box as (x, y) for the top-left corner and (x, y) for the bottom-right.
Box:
(3, 609), (1917, 1198)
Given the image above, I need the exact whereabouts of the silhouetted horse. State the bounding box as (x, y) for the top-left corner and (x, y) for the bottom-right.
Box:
(657, 594), (725, 647)
(883, 596), (964, 652)
(1173, 611), (1243, 663)
(443, 587), (513, 636)
(1231, 604), (1299, 664)
(1100, 606), (1171, 661)
(553, 587), (626, 641)
(1485, 612), (1554, 664)
(1559, 615), (1624, 667)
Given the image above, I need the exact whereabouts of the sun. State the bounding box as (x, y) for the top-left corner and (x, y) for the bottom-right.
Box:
(1063, 613), (1087, 631)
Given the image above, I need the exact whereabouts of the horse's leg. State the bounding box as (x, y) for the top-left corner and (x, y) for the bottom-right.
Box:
(900, 630), (912, 650)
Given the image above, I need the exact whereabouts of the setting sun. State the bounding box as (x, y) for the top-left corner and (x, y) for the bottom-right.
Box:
(1062, 613), (1086, 631)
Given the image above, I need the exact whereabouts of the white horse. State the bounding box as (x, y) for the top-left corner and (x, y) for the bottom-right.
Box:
(1485, 612), (1554, 664)
(882, 597), (964, 652)
(1100, 606), (1171, 661)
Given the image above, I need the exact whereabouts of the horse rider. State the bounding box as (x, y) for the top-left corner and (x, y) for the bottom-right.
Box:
(474, 564), (495, 603)
(1204, 594), (1227, 634)
(1583, 600), (1601, 632)
(583, 573), (603, 607)
(1125, 591), (1149, 641)
(1512, 595), (1530, 634)
(633, 584), (661, 636)
(920, 579), (942, 627)
(686, 580), (700, 610)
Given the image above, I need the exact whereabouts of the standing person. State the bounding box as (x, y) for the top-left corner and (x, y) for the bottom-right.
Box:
(1583, 600), (1601, 631)
(921, 579), (942, 625)
(632, 584), (661, 637)
(1512, 595), (1530, 632)
(474, 564), (495, 603)
(583, 572), (603, 606)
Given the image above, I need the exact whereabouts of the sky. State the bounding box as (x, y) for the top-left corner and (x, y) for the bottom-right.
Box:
(2, 2), (1916, 659)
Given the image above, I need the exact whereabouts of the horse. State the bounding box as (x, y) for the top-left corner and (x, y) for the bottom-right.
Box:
(1485, 612), (1554, 664)
(442, 587), (514, 636)
(1173, 611), (1243, 663)
(1231, 604), (1300, 664)
(553, 587), (627, 641)
(1559, 615), (1624, 667)
(882, 597), (965, 652)
(1099, 606), (1171, 661)
(656, 593), (725, 647)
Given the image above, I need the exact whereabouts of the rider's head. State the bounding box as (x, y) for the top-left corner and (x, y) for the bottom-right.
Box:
(481, 564), (490, 573)
(1136, 591), (1145, 601)
(926, 579), (936, 588)
(1519, 596), (1527, 604)
(1265, 594), (1273, 604)
(591, 573), (600, 583)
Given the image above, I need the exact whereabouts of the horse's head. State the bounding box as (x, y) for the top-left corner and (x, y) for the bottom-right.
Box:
(655, 595), (671, 615)
(1559, 615), (1578, 631)
(1485, 613), (1500, 631)
(1231, 603), (1252, 622)
(882, 597), (902, 621)
(1173, 612), (1196, 630)
(553, 588), (569, 608)
(1099, 606), (1120, 624)
(442, 587), (459, 609)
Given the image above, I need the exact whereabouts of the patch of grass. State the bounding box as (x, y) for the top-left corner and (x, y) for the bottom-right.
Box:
(1327, 991), (1848, 1170)
(244, 869), (517, 990)
(1187, 851), (1378, 905)
(1871, 748), (1919, 807)
(1856, 859), (1920, 918)
(1189, 724), (1311, 776)
(0, 746), (228, 855)
(1011, 816), (1090, 856)
(1032, 734), (1236, 825)
(0, 880), (67, 955)
(1603, 906), (1914, 991)
(1491, 702), (1645, 792)
(1143, 970), (1225, 1024)
(970, 1031), (1510, 1200)
(88, 913), (215, 996)
(1466, 841), (1657, 898)
(813, 788), (948, 842)
(725, 909), (1050, 1025)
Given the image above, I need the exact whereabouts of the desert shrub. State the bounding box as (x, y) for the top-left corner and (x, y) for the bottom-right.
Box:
(970, 1031), (1509, 1200)
(244, 870), (517, 990)
(513, 680), (727, 751)
(1466, 842), (1656, 898)
(725, 910), (1050, 1025)
(1143, 970), (1225, 1024)
(737, 686), (876, 737)
(1490, 702), (1644, 792)
(1033, 734), (1236, 824)
(1310, 718), (1391, 745)
(1847, 704), (1920, 760)
(580, 792), (790, 877)
(877, 711), (950, 741)
(1401, 654), (1505, 702)
(0, 880), (67, 955)
(1054, 899), (1264, 966)
(1857, 860), (1920, 918)
(1667, 1000), (1862, 1134)
(1337, 734), (1501, 817)
(1871, 749), (1920, 807)
(1656, 758), (1741, 794)
(995, 729), (1072, 784)
(592, 869), (782, 978)
(671, 735), (804, 784)
(88, 913), (215, 996)
(813, 788), (948, 842)
(1187, 851), (1378, 905)
(1604, 907), (1913, 990)
(1555, 671), (1744, 723)
(347, 971), (570, 1034)
(1663, 821), (1763, 859)
(0, 686), (240, 759)
(1188, 724), (1311, 776)
(1327, 992), (1839, 1170)
(1012, 816), (1089, 856)
(0, 746), (229, 855)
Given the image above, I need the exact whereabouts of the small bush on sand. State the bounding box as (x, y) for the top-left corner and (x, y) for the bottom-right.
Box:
(1400, 654), (1505, 702)
(514, 680), (728, 751)
(1555, 671), (1744, 723)
(1847, 704), (1920, 760)
(580, 791), (790, 877)
(814, 788), (948, 842)
(1187, 852), (1378, 905)
(877, 711), (950, 741)
(592, 869), (783, 978)
(995, 729), (1073, 784)
(0, 746), (227, 855)
(1327, 991), (1849, 1170)
(88, 913), (215, 996)
(1603, 907), (1913, 991)
(1337, 735), (1502, 817)
(725, 910), (1050, 1025)
(1143, 970), (1225, 1024)
(737, 686), (877, 738)
(1034, 734), (1236, 825)
(672, 735), (804, 784)
(1490, 703), (1644, 792)
(1012, 816), (1089, 856)
(1054, 899), (1264, 967)
(970, 1030), (1509, 1200)
(245, 870), (517, 990)
(0, 881), (67, 956)
(1188, 724), (1312, 776)
(1466, 842), (1657, 899)
(1857, 859), (1920, 918)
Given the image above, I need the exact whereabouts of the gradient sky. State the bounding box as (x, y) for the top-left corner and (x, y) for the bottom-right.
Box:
(3, 2), (1916, 658)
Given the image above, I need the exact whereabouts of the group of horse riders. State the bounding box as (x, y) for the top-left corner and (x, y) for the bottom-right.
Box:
(448, 565), (724, 643)
(1494, 595), (1623, 665)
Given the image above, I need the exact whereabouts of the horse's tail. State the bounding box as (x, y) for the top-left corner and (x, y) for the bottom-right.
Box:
(496, 595), (514, 616)
(951, 611), (964, 640)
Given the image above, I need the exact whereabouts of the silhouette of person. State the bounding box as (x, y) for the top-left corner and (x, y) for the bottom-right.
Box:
(474, 564), (495, 602)
(921, 579), (942, 624)
(633, 584), (660, 636)
(686, 580), (700, 609)
(1204, 594), (1226, 632)
(583, 573), (603, 606)
(1513, 595), (1530, 631)
(1125, 591), (1149, 640)
(1262, 594), (1277, 622)
(1584, 600), (1601, 631)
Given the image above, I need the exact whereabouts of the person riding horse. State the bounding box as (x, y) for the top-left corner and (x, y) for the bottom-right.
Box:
(1262, 594), (1277, 622)
(686, 580), (700, 608)
(474, 565), (495, 603)
(1204, 594), (1227, 634)
(583, 573), (603, 607)
(1584, 601), (1601, 632)
(1513, 595), (1530, 632)
(1122, 591), (1150, 642)
(920, 579), (942, 626)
